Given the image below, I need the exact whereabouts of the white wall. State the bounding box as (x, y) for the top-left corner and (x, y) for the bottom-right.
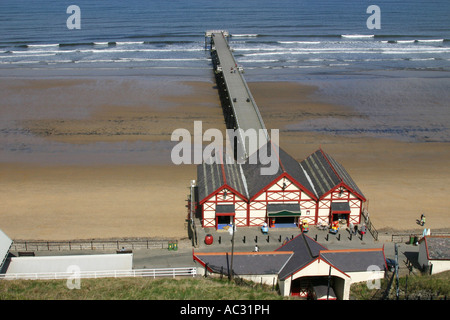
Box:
(5, 253), (133, 274)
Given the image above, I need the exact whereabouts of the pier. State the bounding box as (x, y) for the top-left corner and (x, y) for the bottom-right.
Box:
(206, 30), (269, 162)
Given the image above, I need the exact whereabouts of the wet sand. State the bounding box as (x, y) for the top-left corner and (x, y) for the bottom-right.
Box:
(0, 78), (449, 240)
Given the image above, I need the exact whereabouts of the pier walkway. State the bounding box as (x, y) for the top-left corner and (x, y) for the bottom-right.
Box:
(206, 30), (268, 161)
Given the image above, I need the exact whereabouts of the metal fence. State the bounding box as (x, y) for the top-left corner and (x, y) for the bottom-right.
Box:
(10, 238), (177, 252)
(361, 210), (378, 241)
(0, 267), (197, 281)
(391, 232), (450, 243)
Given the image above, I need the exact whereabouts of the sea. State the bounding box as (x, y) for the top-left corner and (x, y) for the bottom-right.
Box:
(0, 0), (449, 76)
(0, 0), (449, 164)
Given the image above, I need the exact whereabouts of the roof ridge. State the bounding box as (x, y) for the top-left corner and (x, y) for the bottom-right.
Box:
(269, 141), (285, 173)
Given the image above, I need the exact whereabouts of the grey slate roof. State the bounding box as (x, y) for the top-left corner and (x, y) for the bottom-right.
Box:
(197, 157), (248, 203)
(194, 235), (387, 281)
(299, 149), (365, 200)
(197, 145), (364, 204)
(215, 204), (235, 213)
(241, 142), (315, 200)
(267, 203), (301, 214)
(194, 252), (293, 276)
(197, 142), (317, 202)
(320, 249), (386, 273)
(421, 236), (450, 260)
(331, 202), (351, 212)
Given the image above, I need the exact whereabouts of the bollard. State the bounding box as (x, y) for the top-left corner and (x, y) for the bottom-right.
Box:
(255, 236), (258, 243)
(267, 235), (270, 243)
(326, 234), (329, 241)
(337, 234), (340, 241)
(243, 236), (246, 243)
(314, 234), (317, 241)
(279, 235), (282, 242)
(218, 236), (221, 244)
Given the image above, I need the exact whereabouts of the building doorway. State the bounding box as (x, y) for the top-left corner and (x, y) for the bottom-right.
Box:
(330, 202), (351, 227)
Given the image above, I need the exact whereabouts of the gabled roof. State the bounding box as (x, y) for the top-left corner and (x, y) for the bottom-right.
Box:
(197, 152), (249, 203)
(197, 145), (364, 204)
(320, 248), (387, 273)
(299, 148), (365, 200)
(193, 234), (387, 281)
(193, 251), (294, 276)
(197, 142), (318, 203)
(241, 142), (316, 200)
(276, 233), (328, 280)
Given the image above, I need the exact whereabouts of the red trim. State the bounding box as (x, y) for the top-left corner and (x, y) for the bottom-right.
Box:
(250, 173), (318, 202)
(320, 183), (365, 202)
(199, 184), (247, 205)
(382, 244), (389, 271)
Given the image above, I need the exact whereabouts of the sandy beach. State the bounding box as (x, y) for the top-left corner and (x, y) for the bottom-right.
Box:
(0, 77), (449, 240)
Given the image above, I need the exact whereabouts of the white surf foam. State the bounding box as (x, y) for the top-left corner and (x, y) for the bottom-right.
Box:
(341, 34), (374, 39)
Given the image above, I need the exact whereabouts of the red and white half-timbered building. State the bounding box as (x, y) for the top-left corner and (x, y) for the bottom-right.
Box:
(197, 160), (249, 229)
(299, 149), (366, 227)
(195, 145), (366, 230)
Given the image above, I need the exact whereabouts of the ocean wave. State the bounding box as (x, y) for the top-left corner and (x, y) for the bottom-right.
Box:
(387, 39), (444, 44)
(231, 34), (258, 37)
(278, 41), (321, 44)
(341, 34), (375, 39)
(239, 59), (279, 63)
(417, 39), (444, 43)
(408, 58), (436, 61)
(0, 53), (56, 58)
(305, 58), (336, 62)
(27, 44), (59, 48)
(115, 41), (145, 45)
